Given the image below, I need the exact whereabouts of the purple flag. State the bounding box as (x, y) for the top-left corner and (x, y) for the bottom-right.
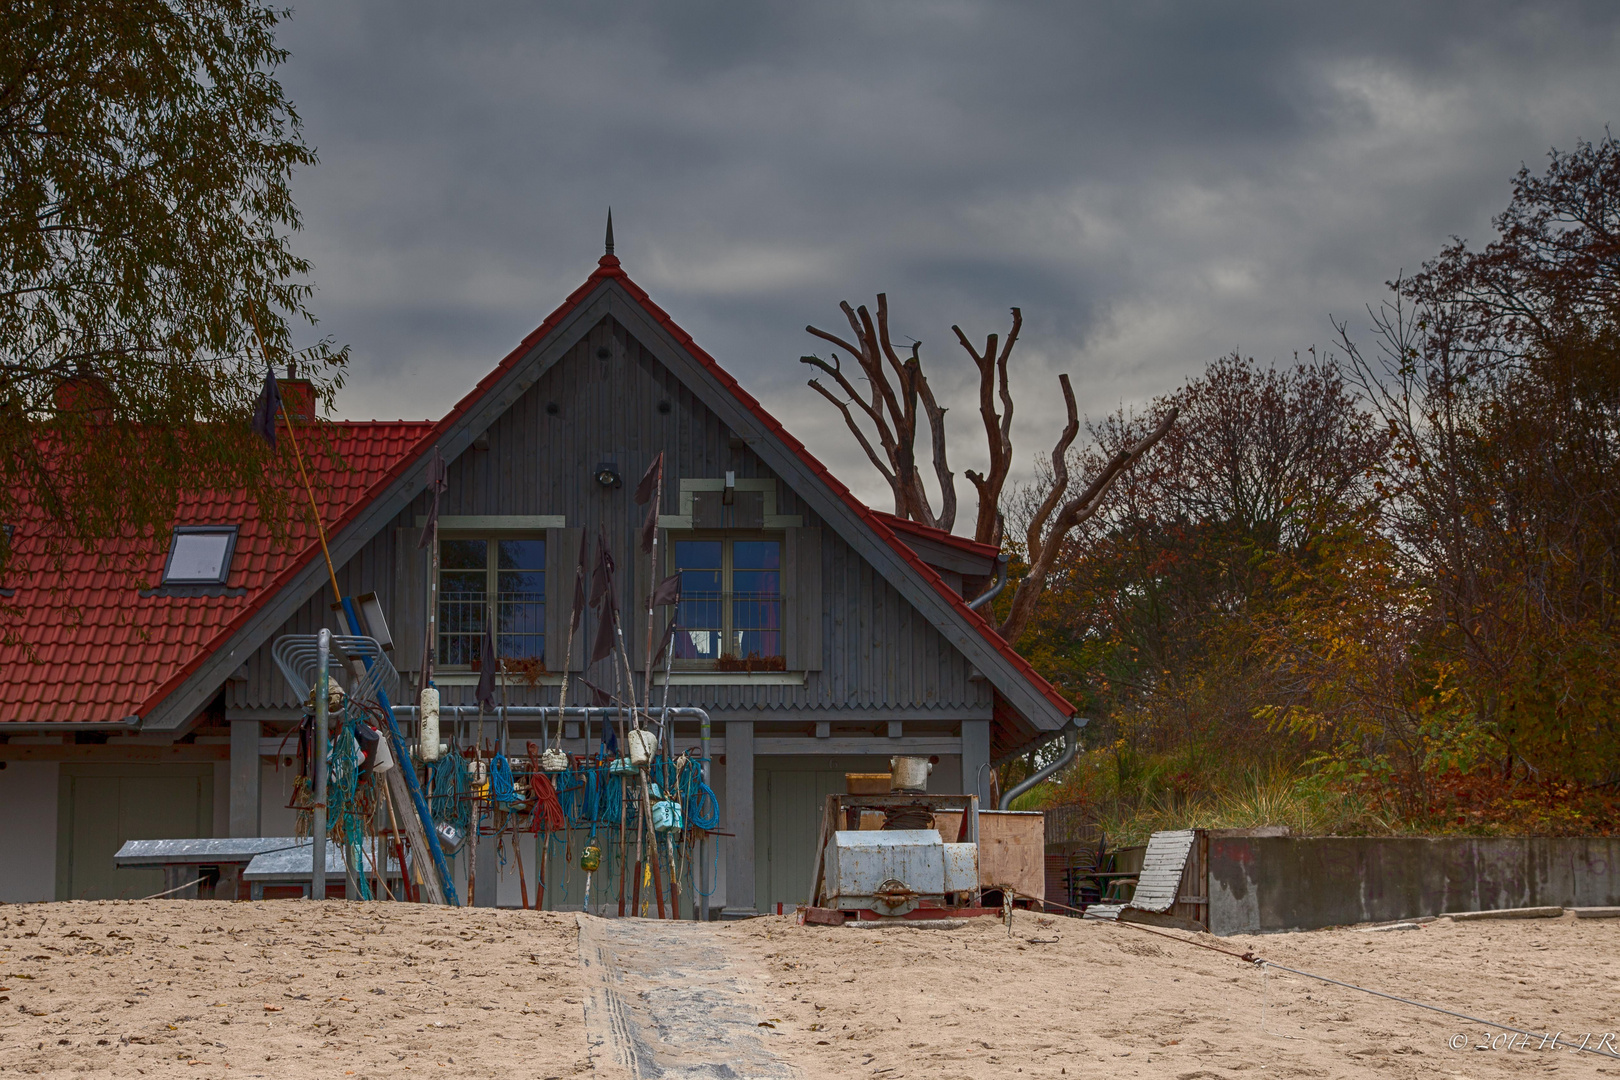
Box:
(634, 453), (663, 505)
(569, 530), (588, 634)
(417, 446), (448, 549)
(589, 596), (618, 666)
(649, 572), (681, 609)
(475, 619), (498, 711)
(653, 617), (679, 667)
(589, 528), (615, 610)
(636, 453), (664, 553)
(250, 368), (281, 448)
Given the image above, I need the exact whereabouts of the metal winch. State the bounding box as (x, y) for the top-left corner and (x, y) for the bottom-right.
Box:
(822, 829), (978, 916)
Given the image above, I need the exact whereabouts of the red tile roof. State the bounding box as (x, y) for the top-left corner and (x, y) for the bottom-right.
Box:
(1, 422), (435, 724)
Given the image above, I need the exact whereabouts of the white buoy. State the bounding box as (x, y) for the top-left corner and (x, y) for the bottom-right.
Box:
(372, 728), (396, 774)
(419, 685), (441, 761)
(627, 728), (657, 768)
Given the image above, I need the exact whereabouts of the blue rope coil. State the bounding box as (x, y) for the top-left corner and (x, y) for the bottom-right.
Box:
(489, 753), (520, 807)
(328, 707), (372, 901)
(430, 752), (470, 830)
(675, 757), (721, 831)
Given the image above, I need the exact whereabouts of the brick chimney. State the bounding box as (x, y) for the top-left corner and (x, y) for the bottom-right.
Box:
(54, 374), (114, 425)
(277, 361), (316, 422)
(277, 379), (315, 422)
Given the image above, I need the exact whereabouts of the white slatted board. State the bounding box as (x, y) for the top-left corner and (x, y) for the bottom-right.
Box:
(1130, 829), (1196, 913)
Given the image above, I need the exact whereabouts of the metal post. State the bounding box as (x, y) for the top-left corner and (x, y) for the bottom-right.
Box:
(313, 628), (330, 900)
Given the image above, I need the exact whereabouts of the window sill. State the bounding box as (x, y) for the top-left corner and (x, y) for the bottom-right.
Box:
(429, 673), (563, 687)
(425, 671), (806, 687)
(655, 671), (806, 686)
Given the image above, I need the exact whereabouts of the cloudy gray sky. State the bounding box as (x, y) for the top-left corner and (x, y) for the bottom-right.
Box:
(277, 1), (1620, 516)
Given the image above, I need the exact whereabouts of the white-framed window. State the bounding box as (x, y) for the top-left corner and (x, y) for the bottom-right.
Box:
(437, 536), (545, 668)
(162, 526), (238, 585)
(669, 533), (783, 669)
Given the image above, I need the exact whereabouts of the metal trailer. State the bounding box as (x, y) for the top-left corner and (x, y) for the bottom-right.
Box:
(805, 792), (999, 923)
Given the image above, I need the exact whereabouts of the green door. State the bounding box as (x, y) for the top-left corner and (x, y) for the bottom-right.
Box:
(56, 764), (214, 900)
(754, 755), (891, 913)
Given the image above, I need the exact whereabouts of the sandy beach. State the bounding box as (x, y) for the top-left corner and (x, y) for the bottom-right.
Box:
(1, 901), (1615, 1078)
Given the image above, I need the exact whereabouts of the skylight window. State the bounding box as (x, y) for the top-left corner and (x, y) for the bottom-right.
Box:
(163, 527), (238, 585)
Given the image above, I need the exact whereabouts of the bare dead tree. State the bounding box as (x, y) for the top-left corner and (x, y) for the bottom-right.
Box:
(802, 294), (955, 530)
(952, 309), (1021, 548)
(999, 382), (1178, 643)
(804, 295), (1176, 643)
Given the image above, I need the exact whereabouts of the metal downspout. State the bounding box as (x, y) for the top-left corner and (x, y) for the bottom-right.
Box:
(966, 552), (1009, 611)
(998, 721), (1079, 810)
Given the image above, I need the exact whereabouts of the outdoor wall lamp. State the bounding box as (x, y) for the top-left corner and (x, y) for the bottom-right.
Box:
(594, 462), (622, 488)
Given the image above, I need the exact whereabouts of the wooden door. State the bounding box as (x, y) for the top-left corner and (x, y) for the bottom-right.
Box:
(56, 764), (214, 900)
(753, 755), (891, 913)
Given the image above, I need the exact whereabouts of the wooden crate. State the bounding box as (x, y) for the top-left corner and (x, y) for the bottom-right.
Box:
(845, 773), (891, 795)
(932, 809), (1045, 902)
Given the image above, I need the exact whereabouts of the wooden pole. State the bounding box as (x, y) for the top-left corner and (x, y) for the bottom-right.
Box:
(512, 815), (530, 910)
(537, 828), (549, 911)
(617, 761), (629, 917)
(667, 832), (681, 919)
(642, 777), (665, 919)
(384, 765), (443, 903)
(246, 305), (341, 606)
(640, 455), (664, 723)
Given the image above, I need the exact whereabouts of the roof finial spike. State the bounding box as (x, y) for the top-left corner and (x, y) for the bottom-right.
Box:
(605, 208), (615, 256)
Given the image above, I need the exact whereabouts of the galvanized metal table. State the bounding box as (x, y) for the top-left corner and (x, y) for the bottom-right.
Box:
(241, 841), (402, 900)
(113, 838), (304, 901)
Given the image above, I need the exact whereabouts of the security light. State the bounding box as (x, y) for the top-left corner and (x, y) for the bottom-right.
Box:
(595, 462), (622, 488)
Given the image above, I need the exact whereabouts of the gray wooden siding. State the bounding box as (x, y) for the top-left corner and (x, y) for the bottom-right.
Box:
(230, 315), (989, 719)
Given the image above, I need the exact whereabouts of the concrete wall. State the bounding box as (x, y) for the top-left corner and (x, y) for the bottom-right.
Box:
(0, 762), (59, 902)
(1210, 836), (1620, 935)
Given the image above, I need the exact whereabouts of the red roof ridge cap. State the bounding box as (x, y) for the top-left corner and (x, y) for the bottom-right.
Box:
(871, 511), (1002, 560)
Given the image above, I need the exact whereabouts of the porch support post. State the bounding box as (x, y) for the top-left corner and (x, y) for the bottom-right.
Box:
(961, 719), (991, 807)
(722, 719), (756, 918)
(229, 720), (261, 838)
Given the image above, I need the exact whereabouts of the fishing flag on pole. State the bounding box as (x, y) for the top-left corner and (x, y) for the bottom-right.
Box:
(589, 528), (615, 610)
(570, 529), (588, 634)
(476, 618), (498, 712)
(633, 452), (662, 505)
(589, 591), (618, 666)
(250, 367), (282, 448)
(417, 447), (448, 548)
(588, 528), (619, 665)
(649, 572), (681, 609)
(652, 577), (682, 666)
(635, 453), (664, 554)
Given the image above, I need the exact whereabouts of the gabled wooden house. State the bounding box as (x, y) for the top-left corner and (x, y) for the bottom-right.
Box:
(0, 237), (1076, 910)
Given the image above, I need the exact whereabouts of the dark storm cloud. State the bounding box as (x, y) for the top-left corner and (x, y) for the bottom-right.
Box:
(276, 1), (1620, 510)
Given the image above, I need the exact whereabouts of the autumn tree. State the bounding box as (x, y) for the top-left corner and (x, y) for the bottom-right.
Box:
(0, 0), (344, 583)
(802, 296), (1174, 643)
(1012, 354), (1390, 758)
(1340, 134), (1620, 787)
